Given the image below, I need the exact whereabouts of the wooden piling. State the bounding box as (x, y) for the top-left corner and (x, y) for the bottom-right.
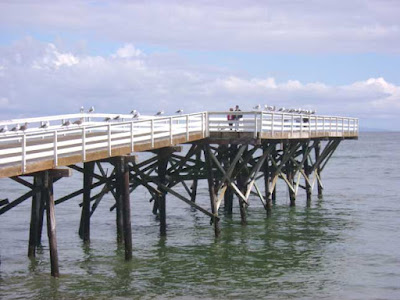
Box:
(80, 161), (95, 243)
(315, 140), (323, 199)
(115, 159), (124, 244)
(28, 173), (43, 257)
(44, 171), (59, 277)
(204, 145), (220, 237)
(190, 149), (201, 202)
(303, 144), (312, 206)
(223, 145), (234, 214)
(237, 171), (247, 225)
(157, 149), (169, 236)
(121, 157), (133, 260)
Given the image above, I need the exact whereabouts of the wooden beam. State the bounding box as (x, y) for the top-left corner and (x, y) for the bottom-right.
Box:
(44, 171), (59, 277)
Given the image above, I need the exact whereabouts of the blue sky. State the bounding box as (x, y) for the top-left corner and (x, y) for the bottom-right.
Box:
(0, 0), (399, 130)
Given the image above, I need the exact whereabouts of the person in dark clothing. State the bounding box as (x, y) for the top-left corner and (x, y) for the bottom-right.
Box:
(234, 105), (242, 130)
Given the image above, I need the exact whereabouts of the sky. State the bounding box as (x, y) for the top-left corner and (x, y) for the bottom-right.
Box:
(0, 0), (399, 130)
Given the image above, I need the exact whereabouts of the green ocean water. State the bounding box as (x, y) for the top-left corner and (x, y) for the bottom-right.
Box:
(1, 133), (399, 299)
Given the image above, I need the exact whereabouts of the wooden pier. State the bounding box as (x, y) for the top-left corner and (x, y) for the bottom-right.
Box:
(0, 110), (358, 277)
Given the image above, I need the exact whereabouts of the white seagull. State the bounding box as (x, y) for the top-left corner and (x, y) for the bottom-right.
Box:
(175, 109), (184, 114)
(88, 106), (95, 113)
(155, 110), (164, 116)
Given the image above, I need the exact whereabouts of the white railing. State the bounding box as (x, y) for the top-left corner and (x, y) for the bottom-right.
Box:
(207, 111), (359, 138)
(0, 112), (206, 174)
(0, 111), (358, 175)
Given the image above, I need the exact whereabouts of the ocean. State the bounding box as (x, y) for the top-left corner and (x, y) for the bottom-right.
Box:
(1, 132), (399, 299)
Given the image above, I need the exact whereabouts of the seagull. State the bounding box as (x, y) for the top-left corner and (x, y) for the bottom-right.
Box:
(253, 104), (261, 110)
(40, 121), (49, 129)
(88, 106), (95, 113)
(62, 120), (71, 126)
(155, 110), (164, 116)
(20, 122), (28, 131)
(130, 109), (137, 114)
(278, 107), (285, 112)
(0, 125), (8, 133)
(104, 117), (111, 122)
(80, 106), (84, 113)
(175, 109), (184, 114)
(132, 111), (140, 119)
(113, 115), (120, 120)
(73, 118), (83, 125)
(11, 124), (20, 131)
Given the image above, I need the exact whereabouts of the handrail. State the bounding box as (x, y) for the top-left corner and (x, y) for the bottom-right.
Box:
(0, 110), (358, 176)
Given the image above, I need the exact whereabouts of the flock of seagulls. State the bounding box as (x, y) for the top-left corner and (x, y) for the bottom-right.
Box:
(253, 104), (316, 115)
(0, 105), (317, 134)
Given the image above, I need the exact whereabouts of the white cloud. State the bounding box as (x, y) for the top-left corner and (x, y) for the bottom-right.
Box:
(112, 44), (143, 59)
(0, 1), (399, 53)
(0, 38), (399, 129)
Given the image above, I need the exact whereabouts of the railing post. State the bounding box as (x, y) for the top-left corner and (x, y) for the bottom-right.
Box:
(336, 117), (338, 136)
(348, 118), (350, 135)
(82, 127), (86, 161)
(281, 114), (284, 135)
(259, 112), (263, 137)
(291, 114), (294, 136)
(22, 134), (26, 173)
(329, 117), (332, 133)
(201, 113), (205, 138)
(323, 117), (326, 133)
(254, 113), (258, 138)
(108, 123), (112, 157)
(170, 117), (173, 145)
(186, 115), (189, 141)
(206, 112), (210, 136)
(151, 119), (154, 148)
(271, 113), (275, 136)
(53, 131), (58, 167)
(300, 115), (303, 137)
(342, 118), (344, 136)
(130, 122), (134, 152)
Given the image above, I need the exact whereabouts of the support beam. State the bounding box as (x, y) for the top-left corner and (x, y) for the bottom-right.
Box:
(44, 171), (59, 277)
(115, 159), (125, 244)
(303, 144), (312, 206)
(315, 140), (323, 199)
(28, 173), (44, 257)
(204, 145), (220, 237)
(156, 148), (170, 236)
(79, 161), (95, 242)
(121, 157), (132, 260)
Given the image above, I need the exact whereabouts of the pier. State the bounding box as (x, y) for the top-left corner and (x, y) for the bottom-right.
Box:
(0, 110), (358, 277)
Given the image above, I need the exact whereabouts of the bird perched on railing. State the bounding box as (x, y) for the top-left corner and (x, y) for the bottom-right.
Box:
(253, 104), (261, 110)
(0, 125), (8, 133)
(113, 115), (120, 120)
(80, 106), (84, 113)
(175, 109), (183, 114)
(278, 107), (285, 112)
(88, 106), (95, 113)
(11, 124), (20, 131)
(20, 122), (29, 131)
(155, 110), (164, 116)
(40, 121), (49, 129)
(264, 105), (276, 111)
(104, 117), (111, 122)
(73, 118), (83, 125)
(62, 120), (71, 126)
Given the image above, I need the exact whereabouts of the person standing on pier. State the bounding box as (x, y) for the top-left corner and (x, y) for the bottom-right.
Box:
(234, 105), (242, 131)
(227, 108), (234, 130)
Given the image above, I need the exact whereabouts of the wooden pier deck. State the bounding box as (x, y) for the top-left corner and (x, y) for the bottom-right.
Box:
(0, 110), (358, 277)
